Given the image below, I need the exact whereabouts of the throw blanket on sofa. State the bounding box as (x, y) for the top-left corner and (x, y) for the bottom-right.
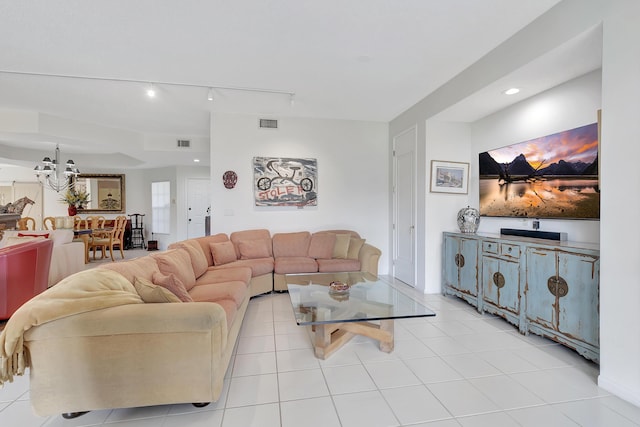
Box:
(0, 269), (143, 386)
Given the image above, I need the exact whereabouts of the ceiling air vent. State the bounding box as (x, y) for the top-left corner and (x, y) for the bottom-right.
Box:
(259, 119), (278, 129)
(177, 139), (191, 148)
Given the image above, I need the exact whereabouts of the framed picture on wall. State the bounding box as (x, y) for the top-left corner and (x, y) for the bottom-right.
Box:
(253, 157), (318, 206)
(430, 160), (469, 194)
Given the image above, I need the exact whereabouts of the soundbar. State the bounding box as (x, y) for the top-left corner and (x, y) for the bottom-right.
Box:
(500, 228), (567, 241)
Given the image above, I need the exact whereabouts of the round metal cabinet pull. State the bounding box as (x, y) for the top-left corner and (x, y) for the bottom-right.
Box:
(493, 272), (506, 288)
(454, 253), (465, 268)
(547, 276), (569, 298)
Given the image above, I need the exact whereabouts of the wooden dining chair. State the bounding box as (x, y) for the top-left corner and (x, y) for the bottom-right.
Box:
(17, 216), (36, 230)
(73, 216), (88, 230)
(43, 216), (56, 230)
(86, 215), (106, 230)
(89, 216), (127, 261)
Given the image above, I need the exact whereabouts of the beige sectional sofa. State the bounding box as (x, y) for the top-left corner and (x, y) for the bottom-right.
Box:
(171, 229), (381, 295)
(6, 228), (380, 417)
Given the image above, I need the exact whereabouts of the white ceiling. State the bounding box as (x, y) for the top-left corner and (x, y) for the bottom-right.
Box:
(0, 0), (602, 170)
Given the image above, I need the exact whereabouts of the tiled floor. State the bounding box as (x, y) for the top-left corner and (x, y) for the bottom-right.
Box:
(1, 277), (639, 426)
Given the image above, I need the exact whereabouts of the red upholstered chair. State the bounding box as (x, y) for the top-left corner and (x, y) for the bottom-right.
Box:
(0, 238), (54, 320)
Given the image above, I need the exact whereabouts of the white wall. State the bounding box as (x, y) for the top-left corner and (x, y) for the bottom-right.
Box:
(471, 70), (601, 243)
(597, 0), (640, 406)
(423, 121), (472, 294)
(210, 113), (390, 273)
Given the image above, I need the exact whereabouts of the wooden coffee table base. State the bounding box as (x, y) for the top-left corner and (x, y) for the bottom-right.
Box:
(311, 319), (394, 359)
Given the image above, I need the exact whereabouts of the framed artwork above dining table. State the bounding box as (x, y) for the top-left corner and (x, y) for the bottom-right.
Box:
(74, 174), (126, 214)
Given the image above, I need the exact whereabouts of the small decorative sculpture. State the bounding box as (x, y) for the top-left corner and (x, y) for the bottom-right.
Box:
(3, 197), (35, 215)
(457, 206), (480, 233)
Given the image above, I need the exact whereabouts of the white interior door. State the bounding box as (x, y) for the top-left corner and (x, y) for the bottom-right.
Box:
(187, 179), (211, 239)
(393, 127), (417, 287)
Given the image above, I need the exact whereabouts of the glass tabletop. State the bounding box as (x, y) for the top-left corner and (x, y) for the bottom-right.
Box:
(286, 272), (435, 325)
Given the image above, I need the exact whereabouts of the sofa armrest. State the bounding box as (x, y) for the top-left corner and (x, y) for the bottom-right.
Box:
(359, 243), (382, 276)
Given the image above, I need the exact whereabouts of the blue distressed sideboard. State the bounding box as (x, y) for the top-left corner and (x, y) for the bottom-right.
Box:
(442, 231), (600, 363)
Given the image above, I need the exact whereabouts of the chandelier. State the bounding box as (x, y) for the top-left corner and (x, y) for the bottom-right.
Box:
(34, 144), (80, 192)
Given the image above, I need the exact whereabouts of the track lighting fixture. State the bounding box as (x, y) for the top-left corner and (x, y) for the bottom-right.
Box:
(0, 69), (295, 103)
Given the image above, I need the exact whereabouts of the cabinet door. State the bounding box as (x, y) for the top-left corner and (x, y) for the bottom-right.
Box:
(458, 238), (479, 296)
(443, 235), (478, 296)
(526, 248), (557, 329)
(527, 248), (600, 347)
(482, 256), (520, 314)
(557, 252), (599, 347)
(443, 235), (461, 289)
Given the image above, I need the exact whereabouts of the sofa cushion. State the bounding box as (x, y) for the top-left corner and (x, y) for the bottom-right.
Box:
(134, 276), (181, 303)
(273, 232), (311, 258)
(230, 229), (272, 258)
(196, 267), (252, 286)
(171, 240), (209, 277)
(18, 232), (50, 239)
(210, 258), (274, 277)
(189, 281), (248, 308)
(317, 258), (361, 273)
(274, 256), (318, 274)
(99, 256), (160, 284)
(238, 239), (271, 259)
(308, 233), (336, 259)
(210, 241), (237, 266)
(187, 233), (229, 266)
(152, 249), (197, 291)
(332, 233), (351, 259)
(152, 271), (193, 302)
(347, 237), (366, 260)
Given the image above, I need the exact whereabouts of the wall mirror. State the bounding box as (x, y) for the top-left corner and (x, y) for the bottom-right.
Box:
(74, 174), (126, 213)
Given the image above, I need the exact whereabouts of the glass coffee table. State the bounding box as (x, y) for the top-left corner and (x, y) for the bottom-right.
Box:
(286, 272), (435, 359)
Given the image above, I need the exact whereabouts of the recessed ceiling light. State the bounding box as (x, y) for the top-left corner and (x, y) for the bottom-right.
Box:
(504, 88), (520, 95)
(193, 158), (200, 163)
(146, 83), (157, 98)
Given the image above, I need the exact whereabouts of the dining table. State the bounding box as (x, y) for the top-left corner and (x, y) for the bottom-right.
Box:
(73, 229), (92, 264)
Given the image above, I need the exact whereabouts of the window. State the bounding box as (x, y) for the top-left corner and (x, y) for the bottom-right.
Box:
(151, 181), (170, 234)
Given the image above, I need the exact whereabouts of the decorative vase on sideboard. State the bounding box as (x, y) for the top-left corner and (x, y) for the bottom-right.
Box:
(457, 206), (480, 233)
(67, 205), (77, 216)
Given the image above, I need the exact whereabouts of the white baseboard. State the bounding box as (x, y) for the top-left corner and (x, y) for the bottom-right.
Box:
(598, 374), (640, 407)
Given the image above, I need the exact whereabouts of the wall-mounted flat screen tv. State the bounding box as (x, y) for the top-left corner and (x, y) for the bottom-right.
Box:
(478, 122), (599, 219)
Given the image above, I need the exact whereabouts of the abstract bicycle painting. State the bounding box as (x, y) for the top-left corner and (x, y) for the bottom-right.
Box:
(253, 157), (317, 206)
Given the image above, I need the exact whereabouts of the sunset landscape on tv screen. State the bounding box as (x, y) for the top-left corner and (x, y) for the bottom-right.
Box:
(478, 122), (599, 219)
